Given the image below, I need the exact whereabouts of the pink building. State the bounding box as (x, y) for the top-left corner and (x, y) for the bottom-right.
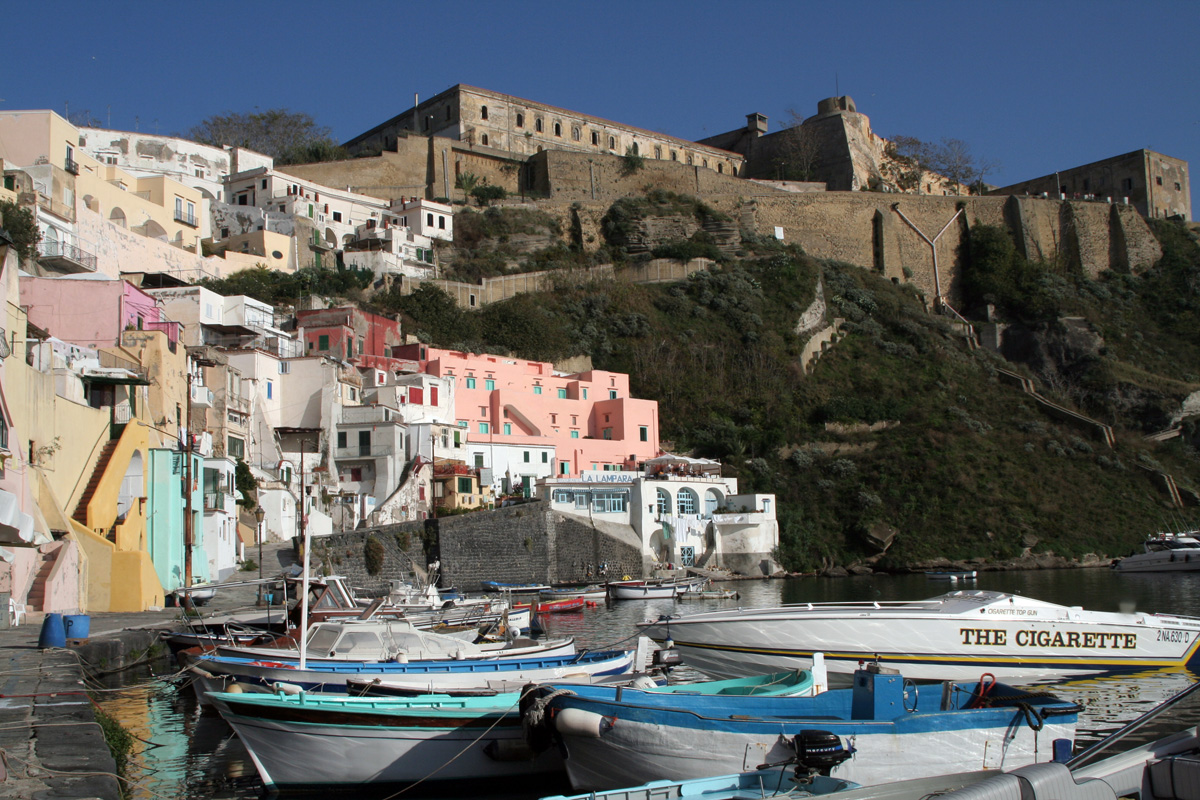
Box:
(297, 306), (405, 371)
(395, 344), (660, 478)
(20, 275), (177, 350)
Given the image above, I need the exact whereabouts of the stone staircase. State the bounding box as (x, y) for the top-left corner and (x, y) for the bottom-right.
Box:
(996, 368), (1116, 447)
(72, 440), (119, 530)
(25, 547), (59, 612)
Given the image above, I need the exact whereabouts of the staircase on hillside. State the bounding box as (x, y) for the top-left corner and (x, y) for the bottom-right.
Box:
(72, 440), (119, 530)
(26, 547), (59, 612)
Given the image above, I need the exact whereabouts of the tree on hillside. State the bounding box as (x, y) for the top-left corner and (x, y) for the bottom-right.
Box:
(0, 200), (42, 262)
(188, 109), (346, 164)
(889, 136), (998, 195)
(775, 108), (822, 181)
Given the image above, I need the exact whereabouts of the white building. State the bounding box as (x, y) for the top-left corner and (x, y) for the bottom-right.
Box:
(201, 456), (241, 580)
(538, 454), (779, 576)
(389, 198), (454, 242)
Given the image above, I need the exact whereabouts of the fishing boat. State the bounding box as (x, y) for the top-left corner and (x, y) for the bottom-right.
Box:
(482, 580), (551, 594)
(1114, 531), (1200, 573)
(521, 664), (1079, 792)
(608, 582), (678, 600)
(207, 689), (568, 791)
(541, 585), (608, 602)
(925, 570), (978, 582)
(342, 648), (641, 697)
(637, 589), (1200, 685)
(516, 596), (588, 614)
(680, 588), (741, 600)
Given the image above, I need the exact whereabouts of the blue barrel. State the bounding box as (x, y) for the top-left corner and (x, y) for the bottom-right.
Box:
(38, 613), (65, 648)
(64, 614), (90, 640)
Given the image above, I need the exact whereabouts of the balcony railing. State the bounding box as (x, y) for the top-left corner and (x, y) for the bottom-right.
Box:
(37, 241), (97, 272)
(64, 157), (79, 175)
(334, 445), (394, 460)
(174, 209), (198, 227)
(204, 491), (228, 512)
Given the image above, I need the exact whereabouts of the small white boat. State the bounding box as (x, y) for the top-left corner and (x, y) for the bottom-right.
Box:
(1114, 531), (1200, 573)
(608, 581), (679, 600)
(925, 570), (978, 582)
(207, 689), (566, 790)
(638, 589), (1200, 685)
(540, 585), (607, 601)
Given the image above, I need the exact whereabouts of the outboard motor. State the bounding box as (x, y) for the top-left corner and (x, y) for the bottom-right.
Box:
(791, 730), (853, 776)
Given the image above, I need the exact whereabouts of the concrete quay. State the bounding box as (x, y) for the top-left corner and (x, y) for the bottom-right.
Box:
(0, 540), (297, 798)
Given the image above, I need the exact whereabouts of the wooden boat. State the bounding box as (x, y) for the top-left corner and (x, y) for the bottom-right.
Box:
(522, 665), (1079, 792)
(638, 589), (1200, 685)
(515, 597), (588, 614)
(207, 689), (568, 791)
(482, 580), (551, 594)
(541, 585), (607, 601)
(607, 580), (680, 600)
(925, 570), (978, 581)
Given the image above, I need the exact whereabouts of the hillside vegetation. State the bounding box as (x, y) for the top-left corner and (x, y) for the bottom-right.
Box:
(364, 205), (1200, 573)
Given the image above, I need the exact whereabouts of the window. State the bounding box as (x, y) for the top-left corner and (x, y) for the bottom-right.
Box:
(603, 428), (612, 440)
(670, 151), (677, 161)
(560, 463), (569, 475)
(318, 335), (329, 351)
(227, 436), (245, 459)
(0, 416), (7, 451)
(516, 113), (524, 128)
(608, 136), (615, 149)
(337, 431), (347, 449)
(481, 134), (489, 146)
(175, 197), (183, 217)
(572, 126), (581, 141)
(654, 146), (662, 159)
(350, 467), (362, 482)
(485, 379), (495, 390)
(504, 423), (512, 436)
(687, 154), (694, 165)
(557, 388), (567, 399)
(332, 211), (342, 222)
(266, 381), (273, 399)
(1157, 176), (1163, 186)
(533, 385), (542, 395)
(656, 488), (670, 516)
(541, 452), (548, 463)
(535, 118), (543, 133)
(554, 490), (574, 503)
(582, 388), (588, 399)
(478, 422), (489, 434)
(457, 476), (472, 494)
(570, 430), (579, 439)
(592, 490), (627, 513)
(1176, 182), (1183, 191)
(677, 489), (698, 515)
(221, 227), (229, 238)
(718, 164), (724, 174)
(609, 389), (618, 399)
(427, 213), (434, 226)
(640, 426), (648, 442)
(591, 131), (599, 146)
(523, 451), (530, 463)
(553, 122), (561, 137)
(438, 216), (446, 229)
(466, 377), (476, 389)
(480, 105), (488, 120)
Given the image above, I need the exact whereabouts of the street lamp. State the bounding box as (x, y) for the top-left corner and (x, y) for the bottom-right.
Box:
(254, 505), (265, 605)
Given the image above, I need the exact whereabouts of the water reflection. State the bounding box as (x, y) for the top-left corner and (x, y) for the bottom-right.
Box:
(96, 570), (1200, 799)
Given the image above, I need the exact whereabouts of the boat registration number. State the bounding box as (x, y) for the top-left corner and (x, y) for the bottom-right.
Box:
(1158, 629), (1191, 643)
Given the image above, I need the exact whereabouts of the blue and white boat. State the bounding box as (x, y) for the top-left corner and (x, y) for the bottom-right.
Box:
(522, 665), (1079, 792)
(185, 647), (630, 696)
(482, 580), (550, 593)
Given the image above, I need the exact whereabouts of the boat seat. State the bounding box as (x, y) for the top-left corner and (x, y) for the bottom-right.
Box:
(940, 764), (1118, 800)
(1150, 756), (1200, 800)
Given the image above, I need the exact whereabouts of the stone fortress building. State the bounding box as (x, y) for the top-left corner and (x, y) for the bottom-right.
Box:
(343, 84), (746, 179)
(990, 150), (1191, 222)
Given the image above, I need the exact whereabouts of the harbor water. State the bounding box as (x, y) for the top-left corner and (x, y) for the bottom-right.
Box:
(95, 568), (1200, 799)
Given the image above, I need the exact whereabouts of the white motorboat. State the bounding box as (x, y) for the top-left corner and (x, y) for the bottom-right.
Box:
(608, 581), (679, 600)
(1114, 531), (1200, 573)
(637, 589), (1200, 684)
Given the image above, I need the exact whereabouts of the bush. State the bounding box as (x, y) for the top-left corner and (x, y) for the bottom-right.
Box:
(471, 184), (507, 206)
(364, 536), (385, 576)
(0, 200), (41, 261)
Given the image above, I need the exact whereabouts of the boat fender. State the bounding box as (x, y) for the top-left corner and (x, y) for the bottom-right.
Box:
(393, 652), (408, 663)
(272, 682), (303, 696)
(226, 682), (245, 693)
(555, 707), (612, 739)
(521, 686), (579, 751)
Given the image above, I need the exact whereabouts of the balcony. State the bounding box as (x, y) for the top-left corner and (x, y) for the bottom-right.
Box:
(174, 209), (198, 227)
(190, 384), (214, 408)
(37, 241), (97, 273)
(334, 445), (394, 460)
(204, 491), (230, 512)
(64, 157), (79, 176)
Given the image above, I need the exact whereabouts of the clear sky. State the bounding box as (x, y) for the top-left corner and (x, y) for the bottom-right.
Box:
(5, 0), (1198, 210)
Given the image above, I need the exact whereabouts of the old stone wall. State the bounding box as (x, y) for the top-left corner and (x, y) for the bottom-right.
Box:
(307, 521), (428, 597)
(433, 501), (641, 591)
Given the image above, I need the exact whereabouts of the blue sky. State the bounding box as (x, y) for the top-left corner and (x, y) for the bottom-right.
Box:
(5, 0), (1198, 210)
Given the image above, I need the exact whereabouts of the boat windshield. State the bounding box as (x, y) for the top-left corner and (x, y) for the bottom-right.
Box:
(306, 626), (340, 655)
